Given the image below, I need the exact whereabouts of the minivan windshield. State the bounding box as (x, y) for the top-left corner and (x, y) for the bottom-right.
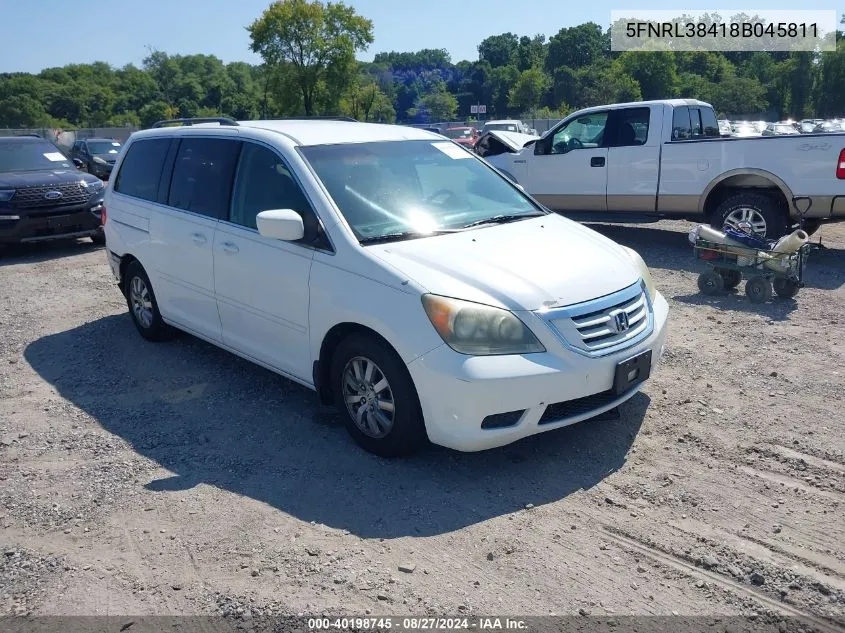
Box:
(0, 140), (73, 172)
(300, 140), (545, 242)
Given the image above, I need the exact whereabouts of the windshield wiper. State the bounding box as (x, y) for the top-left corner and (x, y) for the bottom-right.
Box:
(358, 229), (461, 245)
(458, 213), (545, 230)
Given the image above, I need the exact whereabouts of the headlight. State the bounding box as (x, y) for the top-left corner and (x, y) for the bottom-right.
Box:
(93, 156), (108, 165)
(421, 294), (545, 355)
(87, 179), (105, 192)
(622, 246), (657, 302)
(0, 189), (15, 202)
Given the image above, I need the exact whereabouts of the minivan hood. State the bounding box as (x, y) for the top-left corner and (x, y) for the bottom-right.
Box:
(367, 214), (641, 311)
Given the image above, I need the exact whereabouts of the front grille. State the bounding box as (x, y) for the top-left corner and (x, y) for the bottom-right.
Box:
(538, 388), (623, 425)
(542, 282), (651, 356)
(10, 182), (89, 209)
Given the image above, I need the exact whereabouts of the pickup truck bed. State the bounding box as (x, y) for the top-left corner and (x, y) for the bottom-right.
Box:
(482, 99), (845, 239)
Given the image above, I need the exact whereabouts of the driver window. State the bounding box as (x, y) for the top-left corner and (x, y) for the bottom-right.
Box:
(550, 112), (608, 155)
(229, 143), (314, 231)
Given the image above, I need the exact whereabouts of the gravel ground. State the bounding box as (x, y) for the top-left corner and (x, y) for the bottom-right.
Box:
(0, 219), (843, 626)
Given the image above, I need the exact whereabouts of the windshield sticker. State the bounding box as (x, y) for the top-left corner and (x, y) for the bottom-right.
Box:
(108, 149), (118, 153)
(43, 152), (67, 162)
(112, 142), (121, 146)
(432, 142), (470, 159)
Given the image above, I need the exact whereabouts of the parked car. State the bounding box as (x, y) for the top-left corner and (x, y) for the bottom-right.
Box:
(480, 120), (532, 135)
(762, 123), (800, 136)
(103, 116), (668, 457)
(482, 99), (845, 239)
(443, 126), (478, 148)
(816, 120), (844, 133)
(70, 137), (123, 180)
(799, 119), (823, 133)
(0, 135), (106, 246)
(419, 126), (444, 135)
(731, 122), (761, 138)
(717, 119), (732, 136)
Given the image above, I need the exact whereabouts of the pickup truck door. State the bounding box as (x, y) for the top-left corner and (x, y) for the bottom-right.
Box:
(521, 110), (609, 212)
(606, 106), (661, 213)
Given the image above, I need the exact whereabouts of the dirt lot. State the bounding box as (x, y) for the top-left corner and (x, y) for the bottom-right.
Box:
(0, 220), (843, 625)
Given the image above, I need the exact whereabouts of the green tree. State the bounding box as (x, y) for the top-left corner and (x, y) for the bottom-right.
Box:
(138, 101), (176, 128)
(417, 86), (457, 121)
(618, 51), (677, 100)
(489, 65), (520, 117)
(248, 0), (373, 115)
(508, 68), (548, 114)
(545, 23), (606, 72)
(477, 33), (519, 68)
(710, 75), (767, 115)
(515, 35), (546, 72)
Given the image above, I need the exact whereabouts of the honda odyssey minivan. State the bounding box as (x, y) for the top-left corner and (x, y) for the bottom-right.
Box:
(103, 117), (668, 457)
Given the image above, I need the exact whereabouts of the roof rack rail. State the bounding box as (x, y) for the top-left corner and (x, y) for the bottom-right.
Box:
(272, 116), (358, 122)
(151, 117), (239, 129)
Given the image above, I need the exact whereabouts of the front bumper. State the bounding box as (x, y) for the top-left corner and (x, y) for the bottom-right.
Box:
(407, 292), (669, 452)
(0, 201), (103, 244)
(89, 162), (114, 180)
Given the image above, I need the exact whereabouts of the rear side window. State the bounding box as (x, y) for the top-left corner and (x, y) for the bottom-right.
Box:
(114, 138), (171, 202)
(168, 138), (241, 219)
(699, 108), (720, 138)
(608, 107), (650, 147)
(672, 107), (692, 141)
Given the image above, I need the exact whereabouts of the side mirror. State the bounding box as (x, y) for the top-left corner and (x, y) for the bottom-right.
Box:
(256, 209), (305, 241)
(533, 139), (549, 156)
(72, 158), (85, 169)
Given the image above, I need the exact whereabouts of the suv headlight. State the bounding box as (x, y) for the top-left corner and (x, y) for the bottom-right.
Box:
(421, 294), (545, 356)
(622, 246), (657, 302)
(0, 189), (15, 202)
(86, 179), (105, 192)
(93, 156), (108, 165)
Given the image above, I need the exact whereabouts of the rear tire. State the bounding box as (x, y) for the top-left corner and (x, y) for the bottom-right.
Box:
(714, 192), (787, 240)
(123, 261), (174, 342)
(330, 333), (427, 457)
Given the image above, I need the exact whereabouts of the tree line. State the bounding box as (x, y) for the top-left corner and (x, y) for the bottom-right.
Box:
(0, 0), (843, 130)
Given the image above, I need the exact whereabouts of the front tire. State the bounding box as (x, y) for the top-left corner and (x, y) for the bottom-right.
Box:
(330, 333), (427, 457)
(90, 229), (105, 245)
(123, 261), (174, 342)
(714, 192), (787, 240)
(745, 276), (773, 304)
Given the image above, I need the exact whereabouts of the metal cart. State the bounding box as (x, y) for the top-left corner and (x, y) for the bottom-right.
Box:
(693, 238), (813, 303)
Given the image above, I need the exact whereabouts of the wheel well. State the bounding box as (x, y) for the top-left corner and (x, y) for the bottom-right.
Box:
(118, 254), (139, 294)
(315, 323), (397, 405)
(703, 175), (789, 220)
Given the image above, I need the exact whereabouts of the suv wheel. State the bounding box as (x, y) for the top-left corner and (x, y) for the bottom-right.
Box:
(330, 333), (427, 457)
(124, 261), (173, 341)
(90, 229), (105, 245)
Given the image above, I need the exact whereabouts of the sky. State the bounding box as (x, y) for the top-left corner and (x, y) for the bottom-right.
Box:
(0, 0), (842, 74)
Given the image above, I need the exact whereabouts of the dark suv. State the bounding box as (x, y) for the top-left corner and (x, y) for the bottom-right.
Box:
(70, 137), (123, 180)
(0, 136), (106, 246)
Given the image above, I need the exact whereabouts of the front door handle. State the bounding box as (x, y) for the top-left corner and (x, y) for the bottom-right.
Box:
(221, 241), (239, 255)
(590, 156), (606, 167)
(191, 232), (207, 245)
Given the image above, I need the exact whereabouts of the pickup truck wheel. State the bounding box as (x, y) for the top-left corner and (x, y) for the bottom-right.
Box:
(714, 192), (787, 240)
(330, 333), (427, 458)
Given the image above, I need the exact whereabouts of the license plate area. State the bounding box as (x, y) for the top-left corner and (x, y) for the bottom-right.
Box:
(612, 350), (652, 395)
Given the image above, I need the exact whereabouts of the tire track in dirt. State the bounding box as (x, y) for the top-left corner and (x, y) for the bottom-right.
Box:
(600, 526), (845, 633)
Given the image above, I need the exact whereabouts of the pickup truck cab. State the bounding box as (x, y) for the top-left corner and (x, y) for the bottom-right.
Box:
(483, 99), (845, 239)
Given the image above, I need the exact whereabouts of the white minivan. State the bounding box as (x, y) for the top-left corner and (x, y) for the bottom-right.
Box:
(102, 117), (669, 457)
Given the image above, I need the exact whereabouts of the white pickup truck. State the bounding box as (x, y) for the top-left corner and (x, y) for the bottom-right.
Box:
(479, 99), (845, 239)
